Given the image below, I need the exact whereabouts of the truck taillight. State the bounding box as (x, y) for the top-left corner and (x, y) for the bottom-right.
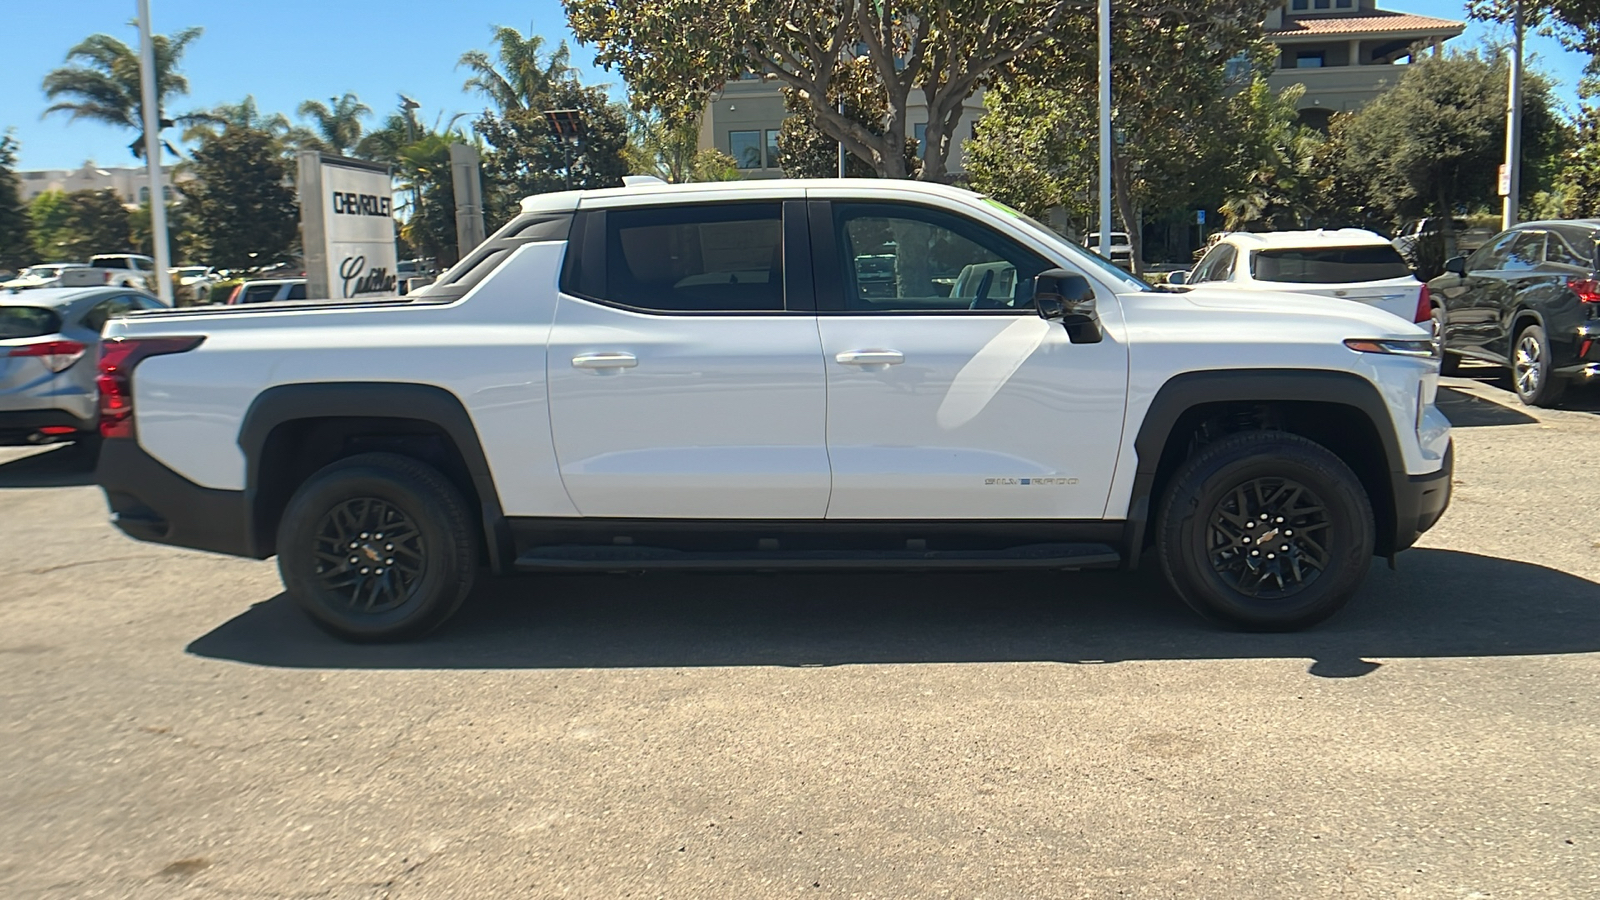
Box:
(1568, 278), (1600, 303)
(1413, 283), (1432, 323)
(8, 340), (87, 373)
(96, 336), (205, 439)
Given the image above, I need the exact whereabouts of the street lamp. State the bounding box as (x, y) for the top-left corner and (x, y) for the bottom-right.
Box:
(544, 109), (584, 191)
(136, 0), (173, 304)
(1098, 0), (1112, 262)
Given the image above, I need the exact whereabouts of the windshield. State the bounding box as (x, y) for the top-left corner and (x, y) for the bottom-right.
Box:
(0, 307), (64, 339)
(1252, 246), (1412, 284)
(982, 198), (1152, 292)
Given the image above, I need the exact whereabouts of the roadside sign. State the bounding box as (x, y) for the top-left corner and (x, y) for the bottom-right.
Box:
(1497, 164), (1511, 197)
(1196, 209), (1206, 225)
(298, 152), (399, 300)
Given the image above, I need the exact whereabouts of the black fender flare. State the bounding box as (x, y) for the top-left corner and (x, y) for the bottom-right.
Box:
(1121, 368), (1407, 566)
(237, 382), (510, 571)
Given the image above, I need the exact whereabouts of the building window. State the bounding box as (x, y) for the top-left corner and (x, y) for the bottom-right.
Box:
(138, 187), (149, 204)
(765, 130), (780, 169)
(1296, 51), (1325, 68)
(1314, 0), (1330, 8)
(729, 130), (763, 169)
(913, 123), (927, 159)
(1291, 0), (1308, 9)
(1335, 0), (1352, 6)
(1224, 53), (1253, 84)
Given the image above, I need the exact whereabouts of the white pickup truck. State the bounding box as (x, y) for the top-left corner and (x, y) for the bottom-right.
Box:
(94, 180), (1452, 641)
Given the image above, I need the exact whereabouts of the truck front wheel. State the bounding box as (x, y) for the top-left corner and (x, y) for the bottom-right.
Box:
(1155, 431), (1375, 631)
(276, 452), (478, 642)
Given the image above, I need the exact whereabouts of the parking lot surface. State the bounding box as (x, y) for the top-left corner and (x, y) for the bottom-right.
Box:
(1, 371), (1597, 899)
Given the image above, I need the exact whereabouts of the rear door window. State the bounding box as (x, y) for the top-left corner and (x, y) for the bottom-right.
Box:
(599, 202), (785, 312)
(1191, 244), (1236, 283)
(1251, 246), (1411, 283)
(0, 307), (63, 339)
(81, 296), (136, 332)
(241, 283), (282, 304)
(286, 283), (307, 300)
(1502, 232), (1545, 271)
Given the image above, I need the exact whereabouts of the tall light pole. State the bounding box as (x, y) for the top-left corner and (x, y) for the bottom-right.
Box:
(1097, 0), (1112, 261)
(136, 0), (173, 304)
(1501, 0), (1525, 230)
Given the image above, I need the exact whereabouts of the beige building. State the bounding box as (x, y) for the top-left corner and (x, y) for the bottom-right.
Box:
(15, 163), (187, 207)
(700, 2), (1463, 177)
(1264, 0), (1465, 129)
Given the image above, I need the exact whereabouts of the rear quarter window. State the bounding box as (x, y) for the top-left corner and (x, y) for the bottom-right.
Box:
(0, 307), (63, 339)
(1252, 246), (1411, 283)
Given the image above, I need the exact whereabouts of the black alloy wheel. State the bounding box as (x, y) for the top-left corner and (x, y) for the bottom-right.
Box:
(312, 498), (427, 615)
(277, 452), (478, 642)
(1430, 306), (1462, 376)
(1204, 476), (1331, 601)
(1156, 431), (1375, 631)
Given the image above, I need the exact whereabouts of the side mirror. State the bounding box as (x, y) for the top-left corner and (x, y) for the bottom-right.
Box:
(1444, 256), (1468, 276)
(1166, 270), (1188, 286)
(1034, 268), (1103, 344)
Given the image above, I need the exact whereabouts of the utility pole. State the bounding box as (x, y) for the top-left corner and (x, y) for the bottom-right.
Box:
(1501, 0), (1525, 230)
(136, 0), (173, 304)
(1097, 0), (1113, 261)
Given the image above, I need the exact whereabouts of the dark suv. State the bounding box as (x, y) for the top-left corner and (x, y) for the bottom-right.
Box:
(1428, 220), (1600, 406)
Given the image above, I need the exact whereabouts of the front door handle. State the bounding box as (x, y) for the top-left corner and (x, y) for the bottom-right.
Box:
(835, 349), (905, 367)
(572, 351), (638, 370)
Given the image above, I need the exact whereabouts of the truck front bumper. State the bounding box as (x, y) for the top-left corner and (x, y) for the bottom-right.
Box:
(97, 438), (261, 558)
(1391, 440), (1452, 553)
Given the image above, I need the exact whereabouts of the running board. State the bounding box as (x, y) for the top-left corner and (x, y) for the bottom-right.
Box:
(513, 542), (1121, 573)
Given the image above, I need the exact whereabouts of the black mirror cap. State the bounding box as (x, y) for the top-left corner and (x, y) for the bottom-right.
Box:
(1033, 268), (1103, 344)
(1444, 255), (1468, 276)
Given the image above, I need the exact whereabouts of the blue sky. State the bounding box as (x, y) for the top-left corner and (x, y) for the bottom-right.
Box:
(1, 0), (1589, 171)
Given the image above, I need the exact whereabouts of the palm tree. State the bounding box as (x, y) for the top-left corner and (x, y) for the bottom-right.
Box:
(458, 26), (573, 112)
(297, 93), (372, 157)
(42, 26), (212, 159)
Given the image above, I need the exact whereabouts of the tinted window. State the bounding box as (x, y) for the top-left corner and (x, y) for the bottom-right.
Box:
(601, 203), (784, 312)
(1468, 232), (1516, 271)
(1192, 244), (1236, 283)
(0, 307), (62, 339)
(241, 284), (281, 304)
(1546, 230), (1595, 269)
(81, 296), (135, 332)
(1502, 232), (1545, 271)
(833, 202), (1050, 312)
(1251, 246), (1411, 283)
(287, 283), (307, 300)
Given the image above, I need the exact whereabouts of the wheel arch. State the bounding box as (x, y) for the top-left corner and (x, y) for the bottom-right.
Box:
(237, 383), (511, 571)
(1123, 369), (1409, 565)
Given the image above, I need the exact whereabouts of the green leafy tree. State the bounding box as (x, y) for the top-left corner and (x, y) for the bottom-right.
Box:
(40, 189), (133, 259)
(184, 95), (309, 155)
(1220, 81), (1325, 231)
(966, 1), (1274, 271)
(475, 78), (629, 216)
(776, 56), (920, 179)
(459, 27), (574, 112)
(42, 26), (211, 158)
(1336, 49), (1562, 247)
(296, 93), (372, 157)
(178, 126), (298, 269)
(625, 108), (742, 183)
(394, 133), (471, 268)
(0, 133), (28, 271)
(1555, 106), (1600, 216)
(26, 191), (72, 261)
(565, 0), (1079, 182)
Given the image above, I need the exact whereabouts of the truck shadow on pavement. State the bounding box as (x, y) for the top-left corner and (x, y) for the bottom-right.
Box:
(1435, 386), (1538, 427)
(188, 549), (1600, 678)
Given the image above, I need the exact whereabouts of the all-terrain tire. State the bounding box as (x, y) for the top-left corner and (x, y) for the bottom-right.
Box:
(1155, 431), (1375, 631)
(277, 452), (478, 642)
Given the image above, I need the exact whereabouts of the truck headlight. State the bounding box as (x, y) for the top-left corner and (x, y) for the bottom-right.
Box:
(1344, 338), (1436, 358)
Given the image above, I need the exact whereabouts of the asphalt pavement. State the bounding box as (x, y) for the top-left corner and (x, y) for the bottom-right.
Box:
(1, 368), (1597, 899)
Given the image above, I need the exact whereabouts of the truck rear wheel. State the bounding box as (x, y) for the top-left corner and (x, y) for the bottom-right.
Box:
(276, 452), (478, 642)
(1155, 431), (1374, 631)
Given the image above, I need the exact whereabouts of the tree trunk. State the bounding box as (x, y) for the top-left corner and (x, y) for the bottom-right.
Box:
(1112, 153), (1143, 277)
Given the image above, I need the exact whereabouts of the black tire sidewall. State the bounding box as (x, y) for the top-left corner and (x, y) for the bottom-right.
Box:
(1432, 308), (1463, 376)
(1158, 435), (1374, 631)
(277, 457), (476, 642)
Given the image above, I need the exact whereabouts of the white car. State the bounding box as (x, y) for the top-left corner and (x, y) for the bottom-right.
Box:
(1082, 231), (1134, 269)
(3, 263), (89, 290)
(93, 179), (1451, 642)
(1174, 229), (1428, 325)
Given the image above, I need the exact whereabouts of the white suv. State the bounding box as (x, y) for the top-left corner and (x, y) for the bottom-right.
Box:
(1176, 229), (1428, 325)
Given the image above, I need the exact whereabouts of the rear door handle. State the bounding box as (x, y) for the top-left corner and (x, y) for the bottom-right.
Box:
(835, 349), (905, 367)
(572, 351), (638, 370)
